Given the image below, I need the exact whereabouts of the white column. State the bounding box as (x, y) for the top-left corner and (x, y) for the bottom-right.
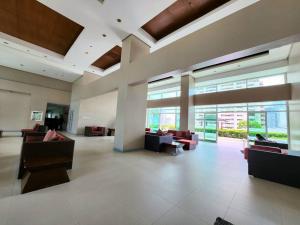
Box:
(114, 35), (150, 151)
(180, 74), (195, 131)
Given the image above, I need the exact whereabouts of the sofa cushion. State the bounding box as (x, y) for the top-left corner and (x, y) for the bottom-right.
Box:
(43, 130), (56, 142)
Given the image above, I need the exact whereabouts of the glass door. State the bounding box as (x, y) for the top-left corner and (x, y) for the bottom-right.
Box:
(248, 112), (267, 141)
(204, 113), (218, 142)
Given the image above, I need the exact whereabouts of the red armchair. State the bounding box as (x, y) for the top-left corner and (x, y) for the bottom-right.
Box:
(167, 130), (199, 144)
(21, 123), (47, 137)
(84, 126), (106, 136)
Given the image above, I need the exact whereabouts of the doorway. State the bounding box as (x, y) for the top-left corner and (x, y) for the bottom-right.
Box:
(195, 112), (218, 142)
(45, 103), (69, 131)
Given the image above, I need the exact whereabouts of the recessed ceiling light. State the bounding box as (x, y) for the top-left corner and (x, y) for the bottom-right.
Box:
(72, 64), (76, 67)
(102, 34), (107, 37)
(42, 69), (46, 72)
(116, 18), (122, 23)
(85, 51), (89, 54)
(89, 45), (93, 48)
(26, 50), (30, 52)
(20, 64), (24, 67)
(44, 55), (47, 58)
(3, 42), (8, 44)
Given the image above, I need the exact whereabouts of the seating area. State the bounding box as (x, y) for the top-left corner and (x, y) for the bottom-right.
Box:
(144, 129), (198, 152)
(84, 126), (106, 136)
(0, 1), (300, 224)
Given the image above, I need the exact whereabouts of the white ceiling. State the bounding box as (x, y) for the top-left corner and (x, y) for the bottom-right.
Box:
(0, 0), (259, 82)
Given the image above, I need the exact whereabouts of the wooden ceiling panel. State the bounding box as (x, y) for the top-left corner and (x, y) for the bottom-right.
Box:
(142, 0), (231, 41)
(0, 0), (84, 55)
(92, 46), (122, 70)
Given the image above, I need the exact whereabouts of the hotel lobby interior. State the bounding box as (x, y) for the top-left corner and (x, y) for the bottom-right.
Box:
(0, 0), (300, 225)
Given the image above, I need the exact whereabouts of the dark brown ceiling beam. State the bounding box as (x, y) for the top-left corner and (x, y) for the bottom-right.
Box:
(0, 0), (83, 55)
(142, 0), (230, 41)
(92, 46), (122, 70)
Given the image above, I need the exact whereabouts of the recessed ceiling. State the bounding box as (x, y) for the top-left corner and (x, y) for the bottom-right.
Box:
(142, 0), (231, 41)
(0, 0), (84, 56)
(0, 0), (259, 81)
(92, 46), (122, 70)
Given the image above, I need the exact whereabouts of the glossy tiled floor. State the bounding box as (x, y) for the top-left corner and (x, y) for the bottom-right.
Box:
(0, 135), (299, 225)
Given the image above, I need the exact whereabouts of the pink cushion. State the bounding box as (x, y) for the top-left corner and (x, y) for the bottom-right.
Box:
(251, 145), (281, 153)
(43, 130), (56, 142)
(54, 133), (65, 141)
(178, 139), (196, 144)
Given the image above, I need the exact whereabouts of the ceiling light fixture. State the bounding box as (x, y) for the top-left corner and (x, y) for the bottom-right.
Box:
(85, 51), (89, 54)
(20, 64), (24, 66)
(89, 45), (93, 48)
(72, 64), (76, 67)
(3, 42), (8, 44)
(44, 55), (47, 58)
(42, 69), (46, 72)
(116, 18), (122, 23)
(102, 34), (107, 37)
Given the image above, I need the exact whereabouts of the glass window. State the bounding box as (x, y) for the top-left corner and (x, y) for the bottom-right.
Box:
(195, 74), (285, 95)
(217, 80), (246, 92)
(147, 87), (180, 100)
(146, 107), (180, 131)
(247, 74), (285, 88)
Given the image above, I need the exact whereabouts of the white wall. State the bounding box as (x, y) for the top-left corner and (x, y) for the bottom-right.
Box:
(0, 67), (71, 129)
(75, 91), (118, 134)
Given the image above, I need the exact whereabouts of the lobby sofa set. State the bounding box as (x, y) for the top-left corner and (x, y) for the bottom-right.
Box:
(84, 126), (115, 136)
(244, 141), (300, 188)
(144, 129), (199, 152)
(18, 131), (75, 194)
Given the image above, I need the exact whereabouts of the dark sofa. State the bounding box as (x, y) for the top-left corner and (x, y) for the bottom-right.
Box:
(248, 149), (300, 188)
(18, 132), (75, 193)
(254, 140), (288, 150)
(84, 126), (106, 136)
(21, 124), (48, 137)
(144, 133), (173, 152)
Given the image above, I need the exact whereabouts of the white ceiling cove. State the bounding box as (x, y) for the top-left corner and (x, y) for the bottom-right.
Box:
(0, 0), (259, 82)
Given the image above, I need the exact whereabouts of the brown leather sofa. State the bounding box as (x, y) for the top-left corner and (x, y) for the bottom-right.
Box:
(21, 124), (48, 137)
(84, 126), (106, 136)
(18, 132), (75, 193)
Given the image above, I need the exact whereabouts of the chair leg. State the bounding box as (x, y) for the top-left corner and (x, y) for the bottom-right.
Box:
(21, 168), (69, 194)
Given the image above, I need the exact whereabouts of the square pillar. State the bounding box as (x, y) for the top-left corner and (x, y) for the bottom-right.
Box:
(114, 35), (150, 152)
(114, 83), (148, 151)
(180, 74), (195, 131)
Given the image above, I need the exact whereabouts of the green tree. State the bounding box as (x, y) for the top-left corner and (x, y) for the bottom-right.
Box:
(237, 120), (247, 129)
(249, 120), (262, 128)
